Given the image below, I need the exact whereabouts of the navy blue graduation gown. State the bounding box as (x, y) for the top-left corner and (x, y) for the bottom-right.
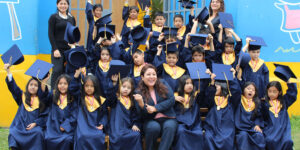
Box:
(107, 86), (142, 150)
(69, 77), (108, 150)
(85, 2), (96, 53)
(235, 99), (265, 150)
(241, 61), (269, 99)
(173, 92), (204, 150)
(95, 62), (114, 97)
(6, 77), (48, 150)
(262, 83), (297, 150)
(44, 92), (78, 150)
(203, 79), (241, 150)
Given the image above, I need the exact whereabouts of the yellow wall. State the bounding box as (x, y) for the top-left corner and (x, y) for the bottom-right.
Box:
(0, 56), (299, 127)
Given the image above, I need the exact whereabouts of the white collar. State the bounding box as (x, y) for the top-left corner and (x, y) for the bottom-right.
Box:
(59, 12), (68, 19)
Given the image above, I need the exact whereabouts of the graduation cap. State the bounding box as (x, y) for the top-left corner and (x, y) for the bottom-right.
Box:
(247, 36), (267, 51)
(163, 42), (179, 53)
(196, 7), (209, 24)
(224, 37), (235, 45)
(274, 64), (297, 82)
(138, 0), (151, 11)
(64, 22), (81, 44)
(64, 46), (88, 71)
(95, 13), (112, 27)
(237, 51), (251, 69)
(98, 24), (115, 40)
(162, 27), (178, 39)
(1, 44), (24, 66)
(212, 63), (234, 81)
(25, 59), (53, 80)
(186, 62), (210, 79)
(178, 0), (196, 9)
(107, 60), (130, 78)
(130, 25), (150, 43)
(219, 12), (234, 29)
(189, 34), (208, 46)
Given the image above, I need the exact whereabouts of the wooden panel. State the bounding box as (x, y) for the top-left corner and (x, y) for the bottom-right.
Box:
(78, 10), (87, 45)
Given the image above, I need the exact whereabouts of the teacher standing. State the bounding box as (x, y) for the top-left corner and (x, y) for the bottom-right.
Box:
(48, 0), (76, 89)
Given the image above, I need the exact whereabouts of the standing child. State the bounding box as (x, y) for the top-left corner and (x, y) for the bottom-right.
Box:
(43, 74), (78, 150)
(70, 68), (108, 150)
(173, 75), (204, 150)
(262, 64), (298, 150)
(4, 63), (49, 150)
(107, 76), (142, 150)
(235, 82), (265, 150)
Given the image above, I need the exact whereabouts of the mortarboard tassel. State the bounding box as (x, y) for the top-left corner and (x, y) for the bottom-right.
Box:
(36, 69), (51, 87)
(223, 72), (232, 97)
(197, 69), (201, 93)
(104, 24), (107, 40)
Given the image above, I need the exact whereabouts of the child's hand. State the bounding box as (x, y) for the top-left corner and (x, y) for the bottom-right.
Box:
(211, 73), (216, 80)
(158, 33), (164, 41)
(60, 127), (65, 132)
(218, 24), (223, 30)
(87, 0), (92, 3)
(157, 45), (163, 53)
(205, 69), (212, 75)
(193, 19), (198, 25)
(145, 104), (157, 114)
(96, 124), (104, 130)
(206, 19), (212, 25)
(246, 37), (252, 45)
(177, 35), (183, 41)
(208, 34), (213, 42)
(42, 73), (51, 83)
(111, 35), (117, 44)
(132, 125), (140, 132)
(68, 43), (76, 49)
(125, 0), (129, 5)
(145, 6), (150, 15)
(175, 96), (185, 104)
(4, 63), (11, 73)
(97, 37), (104, 44)
(230, 67), (236, 77)
(53, 50), (61, 58)
(116, 33), (122, 41)
(111, 74), (118, 86)
(254, 125), (262, 133)
(26, 123), (37, 130)
(74, 68), (82, 78)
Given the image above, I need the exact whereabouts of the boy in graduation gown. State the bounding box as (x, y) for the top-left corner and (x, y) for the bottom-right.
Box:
(240, 36), (269, 99)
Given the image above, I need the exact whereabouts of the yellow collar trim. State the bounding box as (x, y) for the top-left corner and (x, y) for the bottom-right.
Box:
(120, 96), (131, 110)
(134, 63), (146, 77)
(163, 63), (185, 79)
(85, 96), (106, 112)
(222, 52), (235, 65)
(241, 95), (255, 112)
(57, 94), (68, 110)
(174, 92), (191, 108)
(22, 94), (39, 112)
(214, 96), (228, 110)
(94, 16), (100, 22)
(152, 24), (163, 32)
(269, 99), (282, 118)
(126, 19), (141, 29)
(178, 26), (186, 37)
(249, 59), (264, 72)
(99, 60), (110, 72)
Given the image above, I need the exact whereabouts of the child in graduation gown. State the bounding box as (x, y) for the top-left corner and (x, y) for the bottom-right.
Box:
(262, 79), (297, 150)
(4, 64), (48, 150)
(153, 42), (186, 92)
(43, 74), (78, 150)
(203, 70), (241, 150)
(107, 76), (142, 150)
(173, 75), (204, 150)
(235, 82), (265, 150)
(240, 37), (269, 99)
(70, 68), (109, 150)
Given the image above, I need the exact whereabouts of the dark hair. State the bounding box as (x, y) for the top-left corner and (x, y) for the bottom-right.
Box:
(224, 37), (235, 45)
(56, 0), (70, 14)
(209, 0), (225, 16)
(242, 82), (261, 120)
(154, 11), (165, 19)
(118, 77), (135, 109)
(199, 25), (211, 34)
(167, 51), (179, 58)
(137, 64), (169, 103)
(129, 6), (139, 13)
(100, 47), (111, 57)
(173, 14), (183, 21)
(81, 75), (102, 108)
(24, 78), (45, 112)
(177, 75), (196, 111)
(53, 74), (73, 105)
(215, 81), (229, 97)
(133, 49), (144, 55)
(93, 4), (103, 12)
(265, 81), (284, 108)
(192, 45), (205, 55)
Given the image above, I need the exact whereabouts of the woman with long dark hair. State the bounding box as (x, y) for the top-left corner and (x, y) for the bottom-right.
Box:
(133, 64), (177, 150)
(48, 0), (76, 89)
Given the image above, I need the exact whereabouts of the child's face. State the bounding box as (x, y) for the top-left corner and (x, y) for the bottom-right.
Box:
(184, 79), (194, 94)
(28, 79), (39, 95)
(133, 53), (144, 66)
(224, 43), (234, 54)
(129, 9), (138, 19)
(165, 38), (176, 44)
(249, 50), (260, 61)
(166, 53), (178, 67)
(210, 0), (221, 11)
(243, 84), (256, 99)
(267, 86), (280, 100)
(84, 79), (95, 96)
(120, 81), (132, 97)
(94, 7), (102, 18)
(100, 50), (110, 62)
(174, 17), (183, 28)
(58, 78), (68, 95)
(155, 16), (165, 27)
(215, 84), (221, 96)
(192, 52), (204, 62)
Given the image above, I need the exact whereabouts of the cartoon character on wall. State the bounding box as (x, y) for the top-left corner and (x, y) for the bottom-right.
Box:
(275, 0), (300, 44)
(0, 0), (22, 41)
